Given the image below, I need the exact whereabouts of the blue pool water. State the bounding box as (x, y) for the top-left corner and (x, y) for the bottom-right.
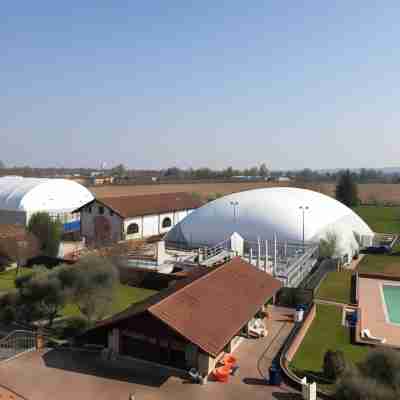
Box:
(383, 285), (400, 324)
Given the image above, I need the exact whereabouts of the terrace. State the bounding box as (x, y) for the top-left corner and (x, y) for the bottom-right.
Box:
(0, 307), (299, 400)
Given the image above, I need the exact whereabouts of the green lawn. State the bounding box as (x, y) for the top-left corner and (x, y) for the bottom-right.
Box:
(290, 304), (369, 386)
(0, 267), (33, 292)
(0, 267), (156, 320)
(62, 284), (156, 318)
(357, 245), (400, 276)
(315, 271), (353, 304)
(354, 206), (400, 233)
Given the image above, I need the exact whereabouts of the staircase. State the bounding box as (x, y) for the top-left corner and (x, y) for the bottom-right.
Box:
(0, 330), (36, 362)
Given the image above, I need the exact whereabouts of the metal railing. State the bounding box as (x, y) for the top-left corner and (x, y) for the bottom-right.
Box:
(0, 330), (36, 362)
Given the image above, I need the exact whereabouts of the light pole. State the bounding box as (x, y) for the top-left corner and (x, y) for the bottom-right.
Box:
(299, 205), (309, 250)
(230, 201), (239, 223)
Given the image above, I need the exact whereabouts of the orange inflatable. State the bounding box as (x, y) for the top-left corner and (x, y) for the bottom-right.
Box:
(223, 354), (237, 367)
(213, 365), (231, 383)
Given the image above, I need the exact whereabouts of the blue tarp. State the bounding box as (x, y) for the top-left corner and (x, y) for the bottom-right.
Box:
(63, 220), (80, 232)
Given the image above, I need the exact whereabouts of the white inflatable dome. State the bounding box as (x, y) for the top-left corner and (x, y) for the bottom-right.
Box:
(0, 176), (94, 213)
(166, 187), (374, 259)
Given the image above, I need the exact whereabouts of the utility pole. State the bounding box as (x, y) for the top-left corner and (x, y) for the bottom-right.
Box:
(230, 200), (239, 223)
(299, 205), (309, 251)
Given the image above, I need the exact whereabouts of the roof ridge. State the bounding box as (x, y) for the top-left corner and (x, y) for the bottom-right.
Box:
(148, 256), (242, 311)
(98, 192), (192, 200)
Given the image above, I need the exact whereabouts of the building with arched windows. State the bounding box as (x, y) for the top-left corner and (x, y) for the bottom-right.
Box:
(75, 192), (202, 245)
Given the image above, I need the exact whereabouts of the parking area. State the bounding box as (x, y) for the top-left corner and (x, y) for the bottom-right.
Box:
(0, 307), (299, 400)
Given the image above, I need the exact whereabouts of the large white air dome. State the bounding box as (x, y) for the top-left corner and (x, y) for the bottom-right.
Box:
(166, 187), (374, 259)
(0, 176), (94, 213)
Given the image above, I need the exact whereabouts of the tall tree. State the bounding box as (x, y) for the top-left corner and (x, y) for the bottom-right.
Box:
(27, 212), (63, 257)
(259, 163), (269, 178)
(335, 170), (359, 207)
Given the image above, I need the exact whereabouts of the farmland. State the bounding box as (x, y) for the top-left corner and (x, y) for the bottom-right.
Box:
(91, 181), (331, 199)
(90, 181), (400, 205)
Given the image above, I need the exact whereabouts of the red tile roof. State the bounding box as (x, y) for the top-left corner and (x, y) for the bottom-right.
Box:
(0, 224), (26, 240)
(87, 192), (202, 218)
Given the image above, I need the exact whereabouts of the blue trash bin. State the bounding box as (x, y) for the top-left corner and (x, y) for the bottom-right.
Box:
(269, 364), (282, 385)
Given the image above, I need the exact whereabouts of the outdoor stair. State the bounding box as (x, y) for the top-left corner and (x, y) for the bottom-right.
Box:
(0, 330), (37, 362)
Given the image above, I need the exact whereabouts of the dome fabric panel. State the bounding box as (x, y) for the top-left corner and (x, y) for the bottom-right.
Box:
(0, 176), (94, 213)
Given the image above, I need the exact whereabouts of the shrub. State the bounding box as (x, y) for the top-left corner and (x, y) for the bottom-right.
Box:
(323, 349), (347, 380)
(63, 316), (89, 338)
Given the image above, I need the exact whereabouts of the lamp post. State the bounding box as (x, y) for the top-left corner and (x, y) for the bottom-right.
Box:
(230, 200), (239, 223)
(299, 205), (309, 250)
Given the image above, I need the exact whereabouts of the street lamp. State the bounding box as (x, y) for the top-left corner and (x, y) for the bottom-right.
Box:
(299, 206), (309, 250)
(230, 201), (239, 223)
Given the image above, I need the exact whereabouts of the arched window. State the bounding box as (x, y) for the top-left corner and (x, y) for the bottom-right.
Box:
(127, 223), (139, 235)
(162, 217), (172, 228)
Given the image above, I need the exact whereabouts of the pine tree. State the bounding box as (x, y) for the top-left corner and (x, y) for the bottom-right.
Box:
(335, 170), (359, 207)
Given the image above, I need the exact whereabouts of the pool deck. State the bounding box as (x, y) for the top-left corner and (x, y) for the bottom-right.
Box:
(357, 276), (400, 348)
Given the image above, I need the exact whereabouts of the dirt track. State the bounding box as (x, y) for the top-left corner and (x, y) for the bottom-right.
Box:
(90, 182), (400, 204)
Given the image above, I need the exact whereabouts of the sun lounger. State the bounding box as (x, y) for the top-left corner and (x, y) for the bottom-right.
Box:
(361, 328), (386, 343)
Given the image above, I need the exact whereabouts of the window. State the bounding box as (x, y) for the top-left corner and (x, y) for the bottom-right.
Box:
(88, 206), (92, 214)
(98, 206), (104, 215)
(127, 223), (139, 235)
(162, 217), (172, 228)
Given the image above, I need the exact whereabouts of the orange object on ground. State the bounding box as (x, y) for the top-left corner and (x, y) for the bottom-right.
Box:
(213, 365), (231, 383)
(223, 354), (237, 367)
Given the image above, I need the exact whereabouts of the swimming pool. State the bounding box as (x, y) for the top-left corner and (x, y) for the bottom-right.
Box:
(382, 285), (400, 324)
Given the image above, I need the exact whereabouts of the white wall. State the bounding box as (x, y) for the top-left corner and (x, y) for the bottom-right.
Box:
(81, 207), (196, 243)
(143, 214), (159, 237)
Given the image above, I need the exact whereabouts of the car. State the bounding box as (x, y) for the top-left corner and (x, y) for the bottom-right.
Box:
(365, 245), (392, 254)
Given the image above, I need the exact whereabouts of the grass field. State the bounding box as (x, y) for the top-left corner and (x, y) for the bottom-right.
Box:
(0, 268), (156, 319)
(90, 182), (400, 204)
(62, 284), (156, 318)
(354, 205), (400, 233)
(315, 271), (353, 304)
(290, 304), (369, 385)
(357, 244), (400, 276)
(90, 181), (332, 199)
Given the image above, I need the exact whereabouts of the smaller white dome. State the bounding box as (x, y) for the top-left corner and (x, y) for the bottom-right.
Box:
(0, 176), (94, 213)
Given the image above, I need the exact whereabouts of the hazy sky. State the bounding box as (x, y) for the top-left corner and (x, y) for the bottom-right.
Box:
(1, 2), (399, 170)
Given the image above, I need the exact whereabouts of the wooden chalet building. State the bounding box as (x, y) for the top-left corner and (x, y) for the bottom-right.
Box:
(80, 257), (282, 378)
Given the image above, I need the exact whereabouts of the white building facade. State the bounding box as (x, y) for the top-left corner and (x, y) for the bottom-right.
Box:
(77, 193), (201, 245)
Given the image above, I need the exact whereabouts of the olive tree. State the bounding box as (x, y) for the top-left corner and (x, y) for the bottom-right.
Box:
(319, 231), (339, 258)
(57, 255), (118, 324)
(14, 266), (65, 327)
(335, 349), (400, 400)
